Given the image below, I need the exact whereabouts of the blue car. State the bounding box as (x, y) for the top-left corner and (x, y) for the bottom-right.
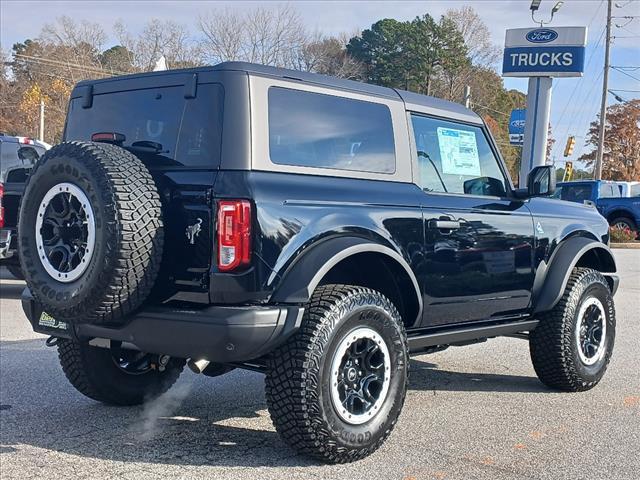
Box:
(555, 180), (640, 232)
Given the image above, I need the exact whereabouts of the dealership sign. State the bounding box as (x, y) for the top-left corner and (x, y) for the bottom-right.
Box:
(502, 26), (587, 77)
(508, 109), (526, 145)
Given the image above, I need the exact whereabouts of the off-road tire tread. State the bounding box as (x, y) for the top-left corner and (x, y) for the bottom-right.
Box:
(20, 141), (163, 324)
(529, 267), (614, 392)
(265, 284), (408, 463)
(57, 338), (183, 406)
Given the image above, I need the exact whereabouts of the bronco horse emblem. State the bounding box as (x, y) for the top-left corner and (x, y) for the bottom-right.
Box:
(185, 218), (203, 244)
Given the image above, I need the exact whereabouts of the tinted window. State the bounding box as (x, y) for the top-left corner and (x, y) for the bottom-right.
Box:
(65, 84), (223, 168)
(268, 87), (395, 173)
(411, 114), (507, 196)
(599, 183), (620, 198)
(17, 146), (40, 163)
(555, 184), (593, 202)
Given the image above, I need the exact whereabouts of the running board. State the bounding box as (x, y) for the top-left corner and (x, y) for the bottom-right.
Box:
(407, 319), (539, 353)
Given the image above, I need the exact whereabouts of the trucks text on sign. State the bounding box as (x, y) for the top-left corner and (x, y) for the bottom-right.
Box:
(503, 27), (587, 78)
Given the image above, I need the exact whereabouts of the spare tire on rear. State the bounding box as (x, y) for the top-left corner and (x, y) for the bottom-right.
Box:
(18, 141), (163, 325)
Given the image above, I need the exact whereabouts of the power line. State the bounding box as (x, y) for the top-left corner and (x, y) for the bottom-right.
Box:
(471, 102), (511, 117)
(568, 69), (605, 161)
(611, 65), (640, 70)
(611, 66), (640, 81)
(13, 53), (128, 77)
(553, 26), (607, 143)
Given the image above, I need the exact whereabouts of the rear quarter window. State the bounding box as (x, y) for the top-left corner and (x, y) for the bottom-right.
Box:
(268, 87), (396, 174)
(557, 184), (593, 202)
(65, 83), (223, 168)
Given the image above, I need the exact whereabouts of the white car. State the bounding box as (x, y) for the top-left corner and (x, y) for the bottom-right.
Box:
(615, 181), (640, 198)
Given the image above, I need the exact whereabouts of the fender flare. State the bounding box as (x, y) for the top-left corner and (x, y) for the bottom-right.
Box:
(532, 236), (617, 314)
(270, 236), (423, 323)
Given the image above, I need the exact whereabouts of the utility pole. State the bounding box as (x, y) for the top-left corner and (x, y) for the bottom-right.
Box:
(595, 0), (613, 180)
(39, 99), (45, 142)
(464, 85), (471, 109)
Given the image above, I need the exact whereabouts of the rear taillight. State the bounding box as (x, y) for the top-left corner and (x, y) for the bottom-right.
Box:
(91, 132), (126, 143)
(217, 200), (251, 272)
(0, 183), (4, 229)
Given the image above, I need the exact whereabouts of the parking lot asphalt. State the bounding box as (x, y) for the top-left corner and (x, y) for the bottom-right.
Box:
(1, 250), (638, 480)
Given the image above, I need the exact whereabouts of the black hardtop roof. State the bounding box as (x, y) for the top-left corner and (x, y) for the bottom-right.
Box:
(73, 61), (482, 124)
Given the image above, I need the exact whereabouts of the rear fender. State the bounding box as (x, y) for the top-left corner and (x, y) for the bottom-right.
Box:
(270, 236), (423, 325)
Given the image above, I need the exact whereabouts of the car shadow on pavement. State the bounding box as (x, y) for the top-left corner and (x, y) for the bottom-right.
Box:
(409, 358), (548, 393)
(0, 339), (550, 468)
(0, 338), (316, 467)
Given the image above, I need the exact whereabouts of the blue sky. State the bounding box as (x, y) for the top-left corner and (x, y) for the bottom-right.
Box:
(1, 0), (638, 163)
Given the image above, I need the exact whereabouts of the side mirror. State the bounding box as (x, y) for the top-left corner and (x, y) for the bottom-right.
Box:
(463, 176), (506, 197)
(527, 165), (556, 197)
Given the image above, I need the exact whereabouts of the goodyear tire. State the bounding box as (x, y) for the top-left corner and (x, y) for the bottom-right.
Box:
(529, 268), (615, 392)
(57, 338), (184, 406)
(18, 141), (163, 325)
(265, 284), (408, 463)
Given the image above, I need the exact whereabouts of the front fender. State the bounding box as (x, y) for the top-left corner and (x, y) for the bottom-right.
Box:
(532, 236), (617, 314)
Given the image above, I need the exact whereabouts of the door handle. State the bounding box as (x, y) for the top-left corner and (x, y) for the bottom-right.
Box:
(429, 219), (461, 230)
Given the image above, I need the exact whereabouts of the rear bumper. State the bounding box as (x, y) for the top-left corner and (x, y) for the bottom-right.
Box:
(21, 289), (304, 363)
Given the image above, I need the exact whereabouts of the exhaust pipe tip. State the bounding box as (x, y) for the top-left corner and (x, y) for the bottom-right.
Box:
(187, 358), (211, 374)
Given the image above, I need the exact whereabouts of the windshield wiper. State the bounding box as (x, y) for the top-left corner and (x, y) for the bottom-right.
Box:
(128, 141), (169, 154)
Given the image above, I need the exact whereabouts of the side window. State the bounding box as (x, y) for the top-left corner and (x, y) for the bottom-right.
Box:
(410, 114), (508, 197)
(17, 146), (40, 163)
(598, 183), (620, 198)
(560, 185), (592, 202)
(268, 87), (396, 174)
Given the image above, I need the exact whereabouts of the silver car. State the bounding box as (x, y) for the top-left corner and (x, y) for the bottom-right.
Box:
(0, 134), (51, 278)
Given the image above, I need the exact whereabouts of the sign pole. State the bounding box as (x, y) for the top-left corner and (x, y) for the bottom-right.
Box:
(519, 76), (552, 186)
(502, 26), (586, 187)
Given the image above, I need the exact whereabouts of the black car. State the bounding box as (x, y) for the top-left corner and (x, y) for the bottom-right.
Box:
(18, 62), (618, 463)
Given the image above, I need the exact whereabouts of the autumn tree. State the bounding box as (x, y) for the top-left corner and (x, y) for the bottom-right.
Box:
(115, 19), (201, 71)
(197, 6), (362, 79)
(296, 33), (364, 79)
(197, 5), (306, 68)
(580, 100), (640, 181)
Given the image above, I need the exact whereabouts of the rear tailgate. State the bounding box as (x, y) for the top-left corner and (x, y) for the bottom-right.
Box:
(64, 75), (225, 302)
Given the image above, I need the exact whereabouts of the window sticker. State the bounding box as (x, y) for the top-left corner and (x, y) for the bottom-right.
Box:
(436, 127), (481, 176)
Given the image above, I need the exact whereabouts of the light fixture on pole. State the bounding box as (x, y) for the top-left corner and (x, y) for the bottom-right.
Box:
(531, 1), (564, 26)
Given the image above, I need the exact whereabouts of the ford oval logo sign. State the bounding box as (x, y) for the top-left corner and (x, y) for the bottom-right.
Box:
(526, 29), (558, 43)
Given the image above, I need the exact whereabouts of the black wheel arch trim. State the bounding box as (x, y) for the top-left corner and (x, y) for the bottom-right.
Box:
(270, 236), (423, 326)
(532, 236), (617, 314)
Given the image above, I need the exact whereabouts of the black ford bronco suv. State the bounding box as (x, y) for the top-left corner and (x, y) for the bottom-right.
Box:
(19, 62), (618, 463)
